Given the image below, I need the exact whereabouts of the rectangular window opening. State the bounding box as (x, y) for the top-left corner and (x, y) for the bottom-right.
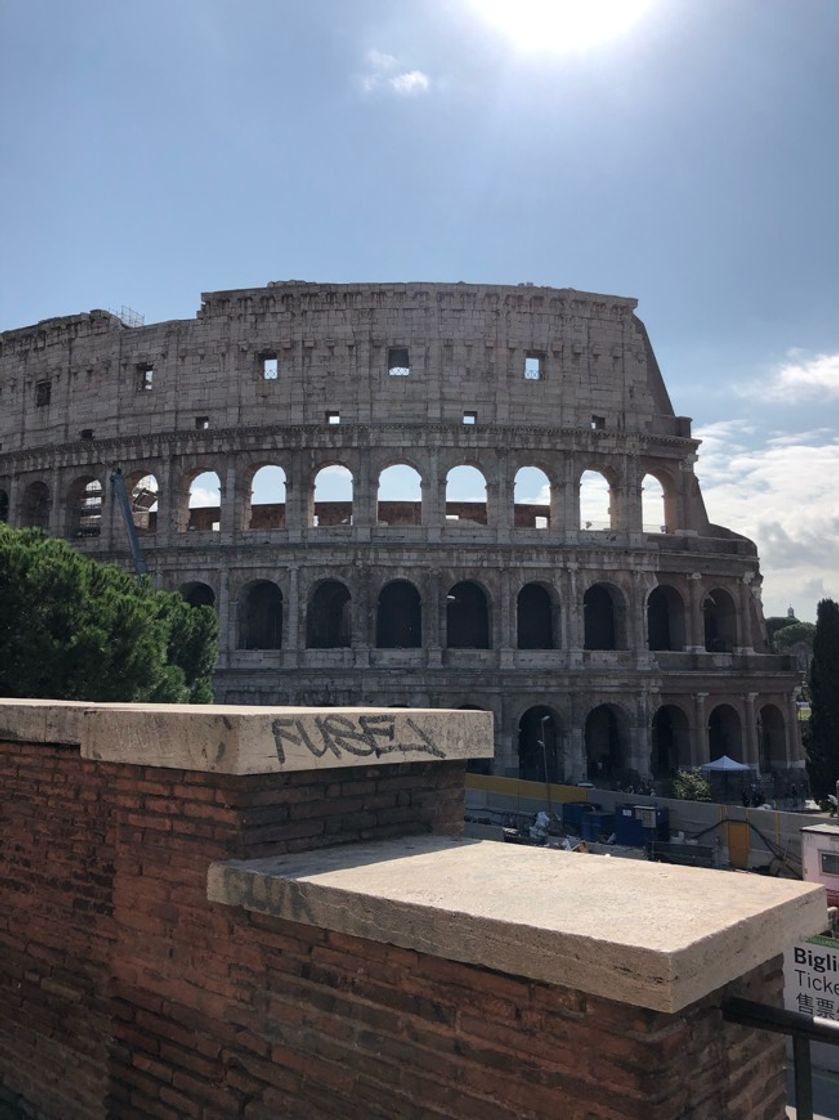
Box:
(591, 414), (606, 430)
(524, 353), (543, 380)
(262, 354), (279, 380)
(80, 429), (94, 441)
(388, 347), (411, 377)
(35, 381), (51, 407)
(326, 411), (340, 426)
(136, 365), (154, 391)
(463, 411), (477, 425)
(820, 852), (839, 876)
(195, 416), (209, 430)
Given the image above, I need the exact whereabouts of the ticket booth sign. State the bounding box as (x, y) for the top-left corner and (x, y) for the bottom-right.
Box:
(784, 935), (839, 1072)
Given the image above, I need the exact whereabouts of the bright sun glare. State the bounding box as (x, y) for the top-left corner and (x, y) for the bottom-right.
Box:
(472, 0), (652, 53)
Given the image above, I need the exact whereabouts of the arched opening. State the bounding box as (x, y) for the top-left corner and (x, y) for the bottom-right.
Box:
(708, 703), (742, 761)
(704, 588), (737, 652)
(20, 481), (50, 529)
(377, 465), (422, 526)
(181, 582), (215, 608)
(514, 467), (550, 529)
(125, 472), (159, 533)
(583, 583), (626, 650)
(647, 585), (686, 651)
(641, 474), (667, 533)
(376, 580), (422, 648)
(0, 489), (8, 523)
(446, 581), (490, 648)
(579, 469), (614, 531)
(186, 471), (221, 532)
(517, 583), (557, 649)
(651, 705), (690, 778)
(445, 466), (487, 526)
(518, 706), (562, 783)
(239, 581), (283, 649)
(313, 466), (353, 527)
(68, 476), (103, 537)
(585, 705), (628, 784)
(247, 465), (286, 530)
(758, 703), (786, 771)
(306, 580), (352, 648)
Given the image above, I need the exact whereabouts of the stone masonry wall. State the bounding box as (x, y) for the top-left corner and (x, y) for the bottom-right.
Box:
(0, 730), (790, 1120)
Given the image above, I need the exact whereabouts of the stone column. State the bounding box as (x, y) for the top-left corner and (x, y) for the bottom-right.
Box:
(491, 451), (512, 541)
(217, 568), (231, 667)
(286, 566), (300, 668)
(425, 571), (442, 667)
(621, 456), (643, 538)
(220, 459), (238, 538)
(560, 457), (579, 538)
(693, 691), (709, 766)
(631, 689), (652, 777)
(686, 573), (705, 653)
(499, 569), (514, 668)
(736, 577), (755, 653)
(48, 468), (63, 536)
(352, 565), (370, 667)
(565, 565), (582, 661)
(155, 458), (174, 549)
(423, 454), (442, 543)
(744, 692), (759, 769)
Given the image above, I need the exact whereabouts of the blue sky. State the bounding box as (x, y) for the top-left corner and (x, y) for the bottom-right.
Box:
(2, 0), (837, 618)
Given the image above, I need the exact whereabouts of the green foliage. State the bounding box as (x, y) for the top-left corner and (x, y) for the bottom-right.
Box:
(766, 614), (798, 648)
(670, 768), (712, 802)
(0, 524), (217, 703)
(805, 599), (839, 800)
(773, 621), (816, 654)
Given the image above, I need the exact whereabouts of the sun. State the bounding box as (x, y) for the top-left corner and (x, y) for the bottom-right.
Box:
(471, 0), (653, 53)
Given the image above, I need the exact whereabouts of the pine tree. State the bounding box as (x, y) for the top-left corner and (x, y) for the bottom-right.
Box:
(804, 599), (839, 799)
(0, 525), (217, 702)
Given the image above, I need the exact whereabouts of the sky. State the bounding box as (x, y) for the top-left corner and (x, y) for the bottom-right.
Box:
(1, 0), (838, 619)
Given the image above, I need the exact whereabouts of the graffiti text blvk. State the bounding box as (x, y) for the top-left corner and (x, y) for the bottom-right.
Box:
(270, 714), (444, 766)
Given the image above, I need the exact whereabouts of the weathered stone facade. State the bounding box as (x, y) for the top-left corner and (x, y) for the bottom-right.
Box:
(0, 281), (802, 782)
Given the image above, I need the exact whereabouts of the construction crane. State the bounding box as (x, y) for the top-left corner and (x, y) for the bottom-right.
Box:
(110, 467), (147, 576)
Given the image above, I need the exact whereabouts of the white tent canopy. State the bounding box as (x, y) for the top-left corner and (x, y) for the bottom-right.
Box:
(701, 755), (753, 772)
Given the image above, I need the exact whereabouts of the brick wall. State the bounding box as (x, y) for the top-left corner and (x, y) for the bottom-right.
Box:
(0, 735), (787, 1120)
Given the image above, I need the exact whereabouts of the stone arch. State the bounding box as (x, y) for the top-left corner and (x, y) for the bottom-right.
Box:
(704, 587), (737, 652)
(313, 465), (353, 527)
(306, 579), (352, 648)
(641, 473), (667, 533)
(517, 582), (559, 649)
(0, 488), (8, 523)
(182, 470), (222, 533)
(651, 704), (690, 778)
(180, 582), (215, 608)
(377, 465), (422, 526)
(513, 466), (551, 529)
(376, 580), (422, 648)
(758, 703), (787, 771)
(124, 471), (159, 534)
(585, 704), (630, 784)
(446, 580), (491, 648)
(708, 703), (742, 761)
(20, 481), (50, 530)
(579, 468), (616, 531)
(246, 464), (286, 530)
(517, 705), (563, 783)
(583, 582), (628, 650)
(67, 475), (103, 538)
(647, 585), (687, 651)
(445, 466), (487, 526)
(238, 580), (283, 650)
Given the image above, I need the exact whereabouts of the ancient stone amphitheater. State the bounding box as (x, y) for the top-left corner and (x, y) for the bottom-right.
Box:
(0, 281), (803, 783)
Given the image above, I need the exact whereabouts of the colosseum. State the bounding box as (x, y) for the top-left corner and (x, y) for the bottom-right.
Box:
(0, 280), (804, 786)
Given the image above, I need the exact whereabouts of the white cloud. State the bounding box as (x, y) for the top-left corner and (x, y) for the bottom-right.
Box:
(358, 49), (431, 97)
(389, 70), (430, 96)
(694, 424), (839, 619)
(741, 349), (839, 403)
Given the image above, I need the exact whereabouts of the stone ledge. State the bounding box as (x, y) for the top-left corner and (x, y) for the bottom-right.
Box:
(207, 835), (826, 1012)
(0, 699), (493, 775)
